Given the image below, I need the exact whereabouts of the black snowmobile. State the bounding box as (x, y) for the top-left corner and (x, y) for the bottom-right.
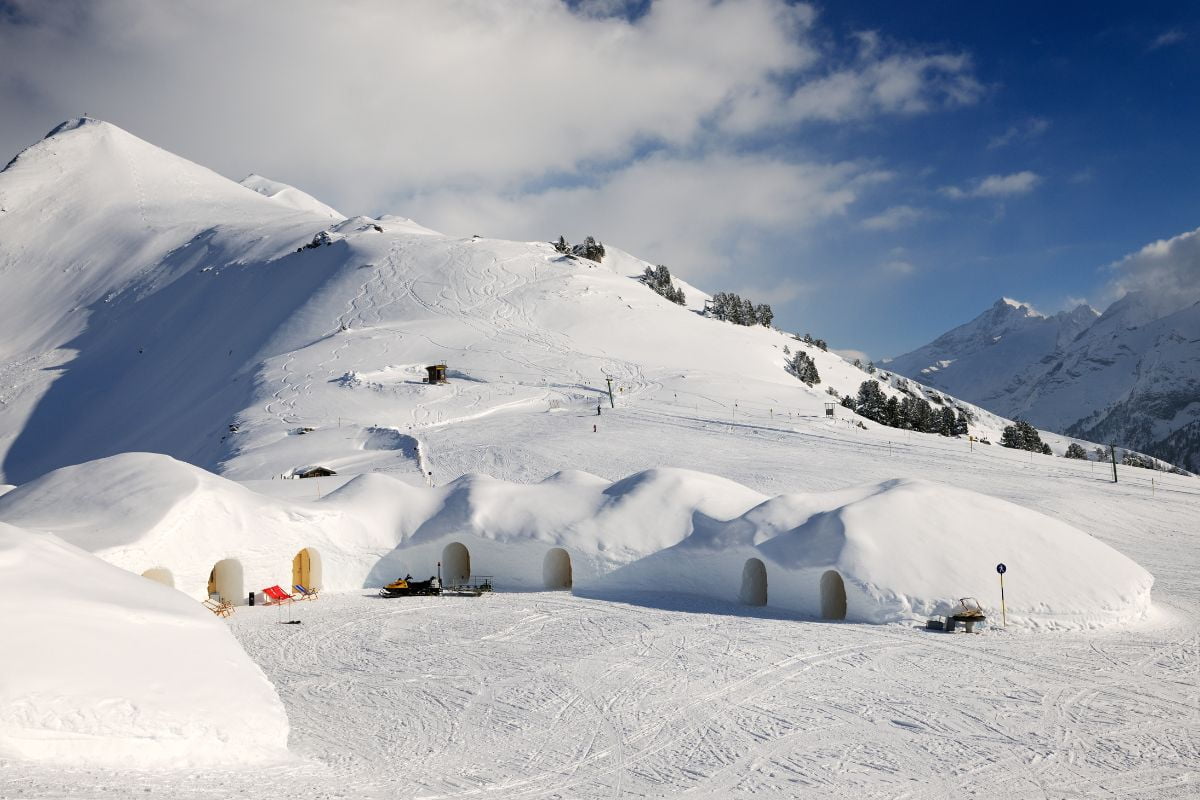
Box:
(379, 574), (442, 597)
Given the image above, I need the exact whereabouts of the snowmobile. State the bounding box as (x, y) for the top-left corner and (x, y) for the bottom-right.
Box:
(379, 574), (441, 597)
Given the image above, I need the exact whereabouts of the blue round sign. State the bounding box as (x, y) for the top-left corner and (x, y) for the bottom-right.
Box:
(996, 563), (1007, 574)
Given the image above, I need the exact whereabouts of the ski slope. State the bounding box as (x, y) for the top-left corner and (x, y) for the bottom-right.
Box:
(6, 586), (1197, 799)
(1, 119), (1197, 796)
(0, 118), (1115, 488)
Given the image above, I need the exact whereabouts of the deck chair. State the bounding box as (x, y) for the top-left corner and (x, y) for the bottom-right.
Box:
(293, 584), (319, 600)
(263, 585), (294, 605)
(203, 597), (234, 617)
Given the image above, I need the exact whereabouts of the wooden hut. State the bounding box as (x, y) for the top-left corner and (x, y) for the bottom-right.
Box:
(425, 364), (448, 384)
(295, 466), (337, 479)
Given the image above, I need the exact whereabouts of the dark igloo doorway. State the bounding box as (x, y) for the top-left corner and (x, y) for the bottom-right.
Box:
(739, 558), (767, 606)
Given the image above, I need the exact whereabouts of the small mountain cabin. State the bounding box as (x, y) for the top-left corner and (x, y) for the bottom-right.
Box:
(295, 466), (337, 479)
(425, 364), (448, 384)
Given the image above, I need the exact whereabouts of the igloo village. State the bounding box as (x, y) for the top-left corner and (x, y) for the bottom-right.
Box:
(2, 56), (1199, 800)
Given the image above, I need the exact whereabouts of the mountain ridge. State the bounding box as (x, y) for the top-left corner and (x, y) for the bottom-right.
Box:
(0, 118), (1182, 485)
(889, 292), (1200, 470)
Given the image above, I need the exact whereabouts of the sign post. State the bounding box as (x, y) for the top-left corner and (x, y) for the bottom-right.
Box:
(996, 563), (1007, 627)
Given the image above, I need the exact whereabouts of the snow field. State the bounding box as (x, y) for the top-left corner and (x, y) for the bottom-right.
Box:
(0, 522), (288, 768)
(5, 591), (1196, 798)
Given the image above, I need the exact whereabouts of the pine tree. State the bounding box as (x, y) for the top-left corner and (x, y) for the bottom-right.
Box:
(553, 235), (569, 254)
(856, 380), (887, 422)
(754, 303), (773, 327)
(1001, 419), (1045, 452)
(938, 406), (957, 437)
(898, 396), (916, 429)
(1000, 424), (1025, 449)
(789, 351), (820, 386)
(1065, 442), (1087, 459)
(741, 298), (755, 327)
(572, 236), (605, 262)
(884, 396), (901, 427)
(954, 409), (970, 436)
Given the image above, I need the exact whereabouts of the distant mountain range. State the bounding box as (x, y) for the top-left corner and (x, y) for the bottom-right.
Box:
(888, 295), (1200, 471)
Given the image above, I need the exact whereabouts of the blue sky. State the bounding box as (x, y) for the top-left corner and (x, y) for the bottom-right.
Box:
(801, 1), (1200, 355)
(1, 1), (1197, 359)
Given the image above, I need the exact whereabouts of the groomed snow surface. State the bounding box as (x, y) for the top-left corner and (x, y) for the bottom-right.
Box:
(0, 522), (288, 768)
(4, 590), (1195, 799)
(1, 446), (1195, 797)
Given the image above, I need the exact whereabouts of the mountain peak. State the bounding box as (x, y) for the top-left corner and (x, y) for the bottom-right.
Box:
(43, 116), (106, 139)
(997, 297), (1045, 318)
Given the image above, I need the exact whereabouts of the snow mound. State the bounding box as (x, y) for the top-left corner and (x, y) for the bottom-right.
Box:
(0, 454), (1150, 630)
(608, 478), (1153, 628)
(0, 453), (396, 599)
(240, 173), (344, 220)
(0, 520), (288, 767)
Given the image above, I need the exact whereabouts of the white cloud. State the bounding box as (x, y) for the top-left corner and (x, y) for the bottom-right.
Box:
(942, 171), (1041, 200)
(1106, 225), (1200, 312)
(0, 0), (822, 210)
(881, 259), (915, 276)
(722, 51), (981, 132)
(1149, 29), (1186, 50)
(987, 117), (1050, 149)
(1069, 167), (1096, 184)
(0, 0), (986, 319)
(833, 348), (869, 363)
(408, 152), (877, 277)
(861, 204), (927, 231)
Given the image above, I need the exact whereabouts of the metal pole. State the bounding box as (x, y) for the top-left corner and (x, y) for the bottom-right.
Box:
(605, 377), (615, 409)
(1110, 443), (1118, 483)
(1000, 573), (1007, 627)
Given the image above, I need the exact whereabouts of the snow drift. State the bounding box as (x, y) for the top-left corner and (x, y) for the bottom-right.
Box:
(603, 478), (1154, 628)
(0, 453), (1152, 630)
(0, 520), (288, 767)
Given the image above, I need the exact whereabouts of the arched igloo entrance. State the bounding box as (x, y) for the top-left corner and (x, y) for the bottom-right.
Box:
(207, 558), (244, 604)
(442, 542), (471, 586)
(141, 567), (174, 588)
(820, 569), (847, 620)
(292, 547), (322, 589)
(739, 558), (767, 606)
(543, 548), (572, 590)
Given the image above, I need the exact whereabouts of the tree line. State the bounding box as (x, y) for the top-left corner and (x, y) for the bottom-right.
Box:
(841, 379), (970, 436)
(640, 264), (686, 305)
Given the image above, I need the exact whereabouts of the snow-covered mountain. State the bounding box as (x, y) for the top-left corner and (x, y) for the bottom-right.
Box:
(889, 293), (1200, 470)
(0, 119), (1165, 486)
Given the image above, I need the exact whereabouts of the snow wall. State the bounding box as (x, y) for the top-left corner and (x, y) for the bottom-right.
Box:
(0, 521), (289, 767)
(0, 453), (1152, 631)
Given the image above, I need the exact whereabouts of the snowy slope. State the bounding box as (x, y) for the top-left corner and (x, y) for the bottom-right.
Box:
(0, 118), (1109, 488)
(0, 520), (288, 766)
(0, 118), (345, 482)
(890, 293), (1200, 470)
(239, 173), (344, 220)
